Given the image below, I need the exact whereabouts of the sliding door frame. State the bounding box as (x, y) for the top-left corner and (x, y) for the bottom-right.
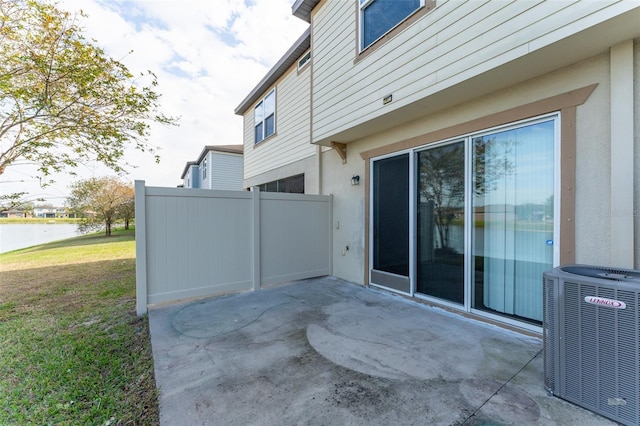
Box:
(369, 149), (415, 296)
(369, 114), (559, 331)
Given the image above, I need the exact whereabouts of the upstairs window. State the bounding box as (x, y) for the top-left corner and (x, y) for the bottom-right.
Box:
(254, 89), (276, 143)
(360, 0), (421, 50)
(298, 51), (311, 70)
(202, 158), (207, 180)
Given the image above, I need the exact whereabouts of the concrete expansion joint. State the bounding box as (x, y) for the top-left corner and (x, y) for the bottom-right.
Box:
(458, 348), (543, 425)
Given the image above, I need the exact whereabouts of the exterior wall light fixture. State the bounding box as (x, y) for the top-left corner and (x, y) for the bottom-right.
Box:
(351, 175), (360, 186)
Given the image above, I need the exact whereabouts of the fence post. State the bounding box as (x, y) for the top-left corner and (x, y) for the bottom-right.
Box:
(135, 180), (148, 316)
(251, 187), (261, 291)
(329, 194), (334, 277)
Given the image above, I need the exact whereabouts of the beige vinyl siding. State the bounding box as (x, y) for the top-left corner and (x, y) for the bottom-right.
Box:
(311, 0), (355, 125)
(311, 0), (636, 143)
(243, 62), (313, 180)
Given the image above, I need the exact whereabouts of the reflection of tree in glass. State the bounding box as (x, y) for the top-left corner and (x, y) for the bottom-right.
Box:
(418, 138), (514, 251)
(545, 195), (554, 220)
(418, 143), (464, 251)
(473, 136), (514, 197)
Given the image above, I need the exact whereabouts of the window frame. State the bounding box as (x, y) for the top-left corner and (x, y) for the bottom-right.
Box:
(254, 89), (276, 144)
(368, 114), (560, 330)
(258, 174), (305, 194)
(202, 157), (207, 180)
(298, 50), (311, 71)
(359, 0), (424, 52)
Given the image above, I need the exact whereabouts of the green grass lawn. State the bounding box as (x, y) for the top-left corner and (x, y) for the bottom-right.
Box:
(0, 228), (159, 425)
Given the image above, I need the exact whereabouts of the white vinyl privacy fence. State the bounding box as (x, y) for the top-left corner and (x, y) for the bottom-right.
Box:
(135, 181), (332, 315)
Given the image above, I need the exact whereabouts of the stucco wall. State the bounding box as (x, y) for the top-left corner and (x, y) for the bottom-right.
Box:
(322, 148), (366, 284)
(321, 48), (638, 284)
(573, 57), (611, 266)
(243, 154), (319, 195)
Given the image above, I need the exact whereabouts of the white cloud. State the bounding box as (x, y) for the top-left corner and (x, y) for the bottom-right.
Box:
(1, 0), (308, 203)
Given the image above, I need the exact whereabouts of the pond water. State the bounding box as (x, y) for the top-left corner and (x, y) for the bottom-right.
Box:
(0, 224), (80, 254)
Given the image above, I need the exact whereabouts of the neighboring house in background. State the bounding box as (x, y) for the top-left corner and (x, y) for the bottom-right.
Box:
(181, 161), (200, 189)
(32, 207), (72, 218)
(180, 145), (244, 191)
(237, 1), (640, 332)
(34, 207), (55, 218)
(0, 209), (26, 218)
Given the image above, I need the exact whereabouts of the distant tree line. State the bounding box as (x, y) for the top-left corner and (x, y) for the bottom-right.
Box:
(67, 177), (135, 236)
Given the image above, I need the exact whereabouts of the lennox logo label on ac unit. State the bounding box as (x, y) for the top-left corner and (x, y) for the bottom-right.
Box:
(584, 296), (626, 309)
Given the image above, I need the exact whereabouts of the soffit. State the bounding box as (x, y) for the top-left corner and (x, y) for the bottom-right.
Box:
(234, 28), (311, 115)
(181, 161), (197, 179)
(292, 0), (319, 23)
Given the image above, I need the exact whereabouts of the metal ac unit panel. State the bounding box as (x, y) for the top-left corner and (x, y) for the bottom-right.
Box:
(544, 265), (640, 426)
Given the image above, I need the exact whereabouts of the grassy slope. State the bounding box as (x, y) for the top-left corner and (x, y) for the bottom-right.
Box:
(0, 228), (159, 425)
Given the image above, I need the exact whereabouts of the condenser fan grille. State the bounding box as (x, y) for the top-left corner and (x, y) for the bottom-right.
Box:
(544, 265), (640, 426)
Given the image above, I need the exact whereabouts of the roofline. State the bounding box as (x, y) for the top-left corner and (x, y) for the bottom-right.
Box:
(292, 0), (320, 22)
(195, 145), (244, 165)
(181, 145), (244, 179)
(181, 161), (197, 179)
(234, 27), (311, 115)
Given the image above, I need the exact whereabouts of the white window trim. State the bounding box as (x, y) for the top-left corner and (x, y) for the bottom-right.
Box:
(298, 50), (311, 70)
(254, 88), (276, 144)
(359, 0), (424, 52)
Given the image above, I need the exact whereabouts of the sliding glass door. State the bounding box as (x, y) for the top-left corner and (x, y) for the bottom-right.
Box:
(370, 115), (557, 326)
(371, 153), (410, 292)
(472, 120), (555, 323)
(416, 141), (465, 304)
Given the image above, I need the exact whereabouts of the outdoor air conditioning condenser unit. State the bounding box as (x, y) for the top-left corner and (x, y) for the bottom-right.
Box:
(543, 265), (640, 425)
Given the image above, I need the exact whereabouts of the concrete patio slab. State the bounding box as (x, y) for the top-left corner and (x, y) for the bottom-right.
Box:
(148, 277), (614, 425)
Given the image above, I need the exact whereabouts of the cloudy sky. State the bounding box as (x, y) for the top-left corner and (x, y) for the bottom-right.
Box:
(1, 0), (308, 205)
